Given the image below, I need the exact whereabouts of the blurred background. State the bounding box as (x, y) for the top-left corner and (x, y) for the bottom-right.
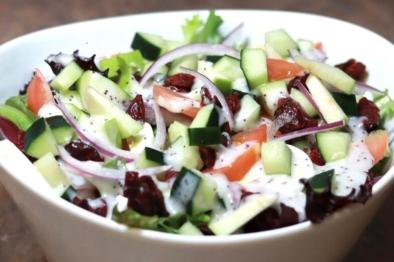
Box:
(0, 0), (393, 261)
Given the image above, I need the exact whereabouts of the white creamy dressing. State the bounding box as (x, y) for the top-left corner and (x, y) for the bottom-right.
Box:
(213, 142), (256, 169)
(315, 117), (374, 197)
(37, 103), (63, 118)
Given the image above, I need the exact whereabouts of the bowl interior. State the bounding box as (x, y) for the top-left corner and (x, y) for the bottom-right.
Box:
(1, 9), (394, 243)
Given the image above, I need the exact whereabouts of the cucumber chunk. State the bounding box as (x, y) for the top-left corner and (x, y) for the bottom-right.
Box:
(332, 93), (358, 116)
(190, 172), (216, 215)
(290, 88), (317, 117)
(24, 118), (58, 158)
(168, 121), (189, 144)
(46, 115), (74, 145)
(295, 56), (355, 94)
(212, 56), (244, 95)
(305, 75), (347, 123)
(164, 138), (203, 170)
(178, 221), (203, 235)
(258, 80), (288, 116)
(169, 55), (198, 75)
(261, 141), (292, 175)
(5, 95), (36, 121)
(265, 29), (298, 58)
(188, 127), (222, 146)
(190, 104), (219, 128)
(0, 104), (33, 131)
(208, 194), (277, 235)
(136, 147), (165, 168)
(131, 32), (165, 60)
(234, 95), (261, 131)
(104, 118), (122, 148)
(34, 152), (69, 195)
(50, 61), (84, 92)
(316, 131), (351, 162)
(241, 48), (268, 89)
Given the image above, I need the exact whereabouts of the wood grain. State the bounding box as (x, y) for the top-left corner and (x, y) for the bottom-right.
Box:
(1, 0), (393, 261)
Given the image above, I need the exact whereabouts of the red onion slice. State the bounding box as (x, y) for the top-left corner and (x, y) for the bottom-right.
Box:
(149, 99), (167, 149)
(181, 67), (235, 129)
(59, 147), (126, 180)
(293, 78), (326, 122)
(355, 81), (384, 95)
(222, 23), (244, 46)
(140, 44), (240, 86)
(275, 120), (345, 141)
(54, 97), (135, 162)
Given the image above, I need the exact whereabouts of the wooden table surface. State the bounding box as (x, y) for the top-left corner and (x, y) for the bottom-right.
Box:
(1, 0), (394, 261)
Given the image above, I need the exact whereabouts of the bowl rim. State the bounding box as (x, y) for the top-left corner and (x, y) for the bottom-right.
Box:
(1, 8), (394, 245)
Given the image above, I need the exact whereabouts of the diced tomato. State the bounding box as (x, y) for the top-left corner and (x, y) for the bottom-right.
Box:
(26, 69), (53, 114)
(267, 59), (304, 81)
(232, 124), (268, 144)
(152, 85), (200, 118)
(211, 144), (260, 181)
(366, 130), (389, 164)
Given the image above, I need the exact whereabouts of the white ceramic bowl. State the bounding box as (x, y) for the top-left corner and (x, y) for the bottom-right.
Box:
(1, 10), (394, 262)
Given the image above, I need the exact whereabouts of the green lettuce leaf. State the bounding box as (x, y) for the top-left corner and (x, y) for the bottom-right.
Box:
(99, 50), (145, 79)
(182, 10), (223, 44)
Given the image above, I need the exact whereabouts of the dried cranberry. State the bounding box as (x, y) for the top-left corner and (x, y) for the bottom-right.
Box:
(0, 116), (25, 150)
(336, 59), (367, 81)
(220, 122), (232, 134)
(358, 97), (380, 131)
(164, 73), (195, 92)
(65, 139), (104, 162)
(72, 197), (108, 217)
(199, 147), (216, 169)
(126, 95), (145, 121)
(157, 170), (179, 182)
(124, 172), (169, 217)
(243, 204), (298, 232)
(274, 97), (318, 134)
(226, 92), (241, 114)
(306, 146), (325, 166)
(201, 87), (214, 105)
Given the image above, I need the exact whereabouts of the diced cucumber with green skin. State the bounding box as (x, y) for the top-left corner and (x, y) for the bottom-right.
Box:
(99, 50), (145, 78)
(208, 194), (277, 235)
(34, 152), (69, 195)
(234, 95), (261, 131)
(305, 75), (347, 123)
(104, 119), (122, 148)
(46, 115), (74, 145)
(82, 87), (142, 138)
(61, 186), (78, 202)
(295, 56), (355, 94)
(5, 96), (36, 121)
(213, 56), (244, 95)
(50, 61), (84, 92)
(190, 104), (219, 128)
(188, 127), (222, 146)
(142, 60), (168, 75)
(168, 121), (188, 144)
(169, 55), (198, 75)
(131, 32), (165, 60)
(78, 70), (129, 106)
(0, 104), (33, 131)
(332, 93), (358, 116)
(58, 90), (84, 109)
(297, 39), (314, 53)
(24, 118), (58, 158)
(258, 80), (288, 116)
(241, 48), (268, 89)
(308, 170), (334, 193)
(178, 221), (203, 235)
(136, 147), (165, 168)
(261, 141), (292, 175)
(190, 172), (216, 215)
(171, 167), (201, 209)
(290, 88), (317, 117)
(265, 29), (298, 58)
(316, 131), (351, 162)
(264, 43), (282, 59)
(65, 103), (88, 120)
(164, 138), (203, 170)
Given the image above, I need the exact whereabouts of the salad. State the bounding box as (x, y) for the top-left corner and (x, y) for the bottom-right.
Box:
(1, 10), (394, 236)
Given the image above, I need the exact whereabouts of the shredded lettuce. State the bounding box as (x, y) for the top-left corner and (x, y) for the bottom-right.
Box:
(182, 10), (223, 44)
(374, 90), (394, 122)
(99, 50), (145, 79)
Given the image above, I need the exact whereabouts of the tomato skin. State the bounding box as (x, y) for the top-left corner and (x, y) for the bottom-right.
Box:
(366, 130), (389, 164)
(212, 144), (260, 181)
(152, 85), (200, 118)
(232, 124), (268, 144)
(26, 69), (53, 114)
(267, 59), (304, 81)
